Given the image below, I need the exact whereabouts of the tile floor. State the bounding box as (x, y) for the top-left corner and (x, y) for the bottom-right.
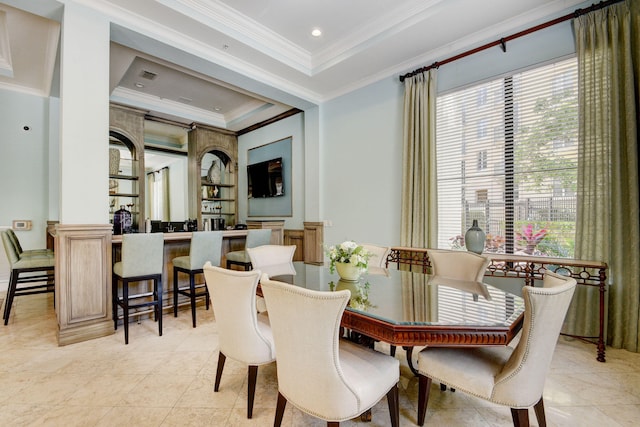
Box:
(0, 292), (639, 426)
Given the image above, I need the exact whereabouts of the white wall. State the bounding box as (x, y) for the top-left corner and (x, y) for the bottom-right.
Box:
(0, 89), (53, 289)
(321, 77), (405, 248)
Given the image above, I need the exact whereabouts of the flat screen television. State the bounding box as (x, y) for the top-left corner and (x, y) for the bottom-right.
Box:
(247, 157), (284, 198)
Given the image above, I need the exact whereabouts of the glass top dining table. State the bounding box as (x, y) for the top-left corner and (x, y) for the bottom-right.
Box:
(273, 262), (525, 373)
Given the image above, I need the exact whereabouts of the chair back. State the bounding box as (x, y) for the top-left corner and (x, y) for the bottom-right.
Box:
(246, 245), (296, 278)
(361, 243), (391, 268)
(188, 231), (223, 269)
(493, 271), (577, 405)
(426, 248), (490, 282)
(118, 233), (164, 278)
(261, 277), (361, 418)
(203, 263), (274, 363)
(245, 229), (272, 248)
(1, 230), (20, 264)
(6, 229), (23, 255)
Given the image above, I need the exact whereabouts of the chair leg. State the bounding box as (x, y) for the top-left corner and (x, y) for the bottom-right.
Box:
(510, 408), (530, 427)
(533, 397), (546, 427)
(247, 365), (258, 418)
(214, 352), (226, 392)
(274, 392), (287, 427)
(112, 274), (118, 330)
(3, 271), (18, 324)
(123, 279), (129, 345)
(417, 374), (432, 426)
(173, 267), (179, 317)
(386, 384), (399, 427)
(156, 277), (163, 337)
(189, 273), (197, 328)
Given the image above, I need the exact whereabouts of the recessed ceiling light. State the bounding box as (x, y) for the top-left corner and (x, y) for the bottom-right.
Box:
(214, 107), (221, 112)
(134, 82), (144, 88)
(311, 28), (322, 37)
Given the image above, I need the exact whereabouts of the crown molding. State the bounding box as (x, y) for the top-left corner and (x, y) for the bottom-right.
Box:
(156, 0), (312, 73)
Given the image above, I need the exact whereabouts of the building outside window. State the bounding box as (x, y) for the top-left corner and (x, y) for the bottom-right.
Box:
(437, 57), (578, 258)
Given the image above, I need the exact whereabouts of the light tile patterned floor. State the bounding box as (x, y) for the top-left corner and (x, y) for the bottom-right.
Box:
(1, 292), (639, 426)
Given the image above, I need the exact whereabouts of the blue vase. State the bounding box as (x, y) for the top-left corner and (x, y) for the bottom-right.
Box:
(465, 219), (485, 254)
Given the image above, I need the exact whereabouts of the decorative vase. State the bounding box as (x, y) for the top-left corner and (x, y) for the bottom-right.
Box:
(465, 219), (486, 254)
(113, 205), (132, 235)
(207, 160), (221, 184)
(335, 262), (362, 281)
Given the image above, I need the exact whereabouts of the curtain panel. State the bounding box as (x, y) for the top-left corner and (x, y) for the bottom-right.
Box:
(401, 70), (438, 250)
(570, 0), (640, 352)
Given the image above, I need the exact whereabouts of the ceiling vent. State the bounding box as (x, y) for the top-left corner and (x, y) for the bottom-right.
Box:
(139, 70), (157, 80)
(178, 96), (192, 104)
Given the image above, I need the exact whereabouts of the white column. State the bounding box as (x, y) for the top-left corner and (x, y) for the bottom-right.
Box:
(58, 1), (109, 224)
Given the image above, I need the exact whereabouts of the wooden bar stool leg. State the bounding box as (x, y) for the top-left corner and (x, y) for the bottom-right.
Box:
(189, 273), (197, 328)
(123, 279), (129, 345)
(173, 268), (179, 318)
(156, 277), (163, 337)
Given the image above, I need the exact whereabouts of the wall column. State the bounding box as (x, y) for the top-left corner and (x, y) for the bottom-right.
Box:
(56, 2), (113, 344)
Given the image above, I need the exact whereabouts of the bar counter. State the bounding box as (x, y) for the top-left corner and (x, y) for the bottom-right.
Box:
(111, 230), (250, 316)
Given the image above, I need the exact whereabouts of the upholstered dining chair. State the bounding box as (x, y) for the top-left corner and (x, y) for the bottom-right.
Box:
(389, 249), (491, 362)
(225, 229), (272, 270)
(1, 230), (55, 325)
(426, 248), (490, 283)
(112, 233), (164, 344)
(172, 230), (223, 327)
(361, 243), (391, 268)
(416, 271), (577, 427)
(5, 228), (53, 257)
(246, 244), (296, 280)
(202, 263), (275, 419)
(260, 276), (400, 427)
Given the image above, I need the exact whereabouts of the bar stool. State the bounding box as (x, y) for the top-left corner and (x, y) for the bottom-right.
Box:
(112, 233), (164, 344)
(1, 230), (55, 325)
(225, 229), (272, 270)
(172, 231), (223, 327)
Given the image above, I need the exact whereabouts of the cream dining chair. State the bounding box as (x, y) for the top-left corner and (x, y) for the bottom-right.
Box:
(360, 243), (391, 268)
(260, 275), (400, 427)
(416, 271), (577, 427)
(225, 229), (272, 270)
(202, 263), (275, 419)
(246, 244), (296, 280)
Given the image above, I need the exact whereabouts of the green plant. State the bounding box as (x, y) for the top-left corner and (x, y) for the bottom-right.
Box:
(325, 241), (372, 274)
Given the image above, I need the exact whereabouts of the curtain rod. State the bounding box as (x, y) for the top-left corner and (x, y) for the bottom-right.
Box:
(399, 0), (625, 82)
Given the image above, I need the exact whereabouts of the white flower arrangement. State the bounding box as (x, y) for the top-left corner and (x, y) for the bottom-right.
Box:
(325, 240), (372, 274)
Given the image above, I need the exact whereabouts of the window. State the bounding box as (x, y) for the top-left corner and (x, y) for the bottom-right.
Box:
(477, 150), (488, 171)
(436, 57), (578, 258)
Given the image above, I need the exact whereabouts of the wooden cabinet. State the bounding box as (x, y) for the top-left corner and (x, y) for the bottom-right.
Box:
(200, 151), (236, 229)
(189, 124), (238, 229)
(109, 134), (142, 232)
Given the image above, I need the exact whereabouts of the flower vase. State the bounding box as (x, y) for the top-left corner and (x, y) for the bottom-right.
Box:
(465, 219), (486, 254)
(335, 262), (362, 281)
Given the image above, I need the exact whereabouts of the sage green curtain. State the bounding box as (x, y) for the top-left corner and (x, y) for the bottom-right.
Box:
(567, 0), (640, 352)
(401, 70), (438, 250)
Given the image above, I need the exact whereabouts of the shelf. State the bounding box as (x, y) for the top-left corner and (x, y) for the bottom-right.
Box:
(202, 212), (234, 216)
(110, 193), (139, 198)
(110, 174), (139, 181)
(202, 198), (235, 202)
(201, 181), (233, 187)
